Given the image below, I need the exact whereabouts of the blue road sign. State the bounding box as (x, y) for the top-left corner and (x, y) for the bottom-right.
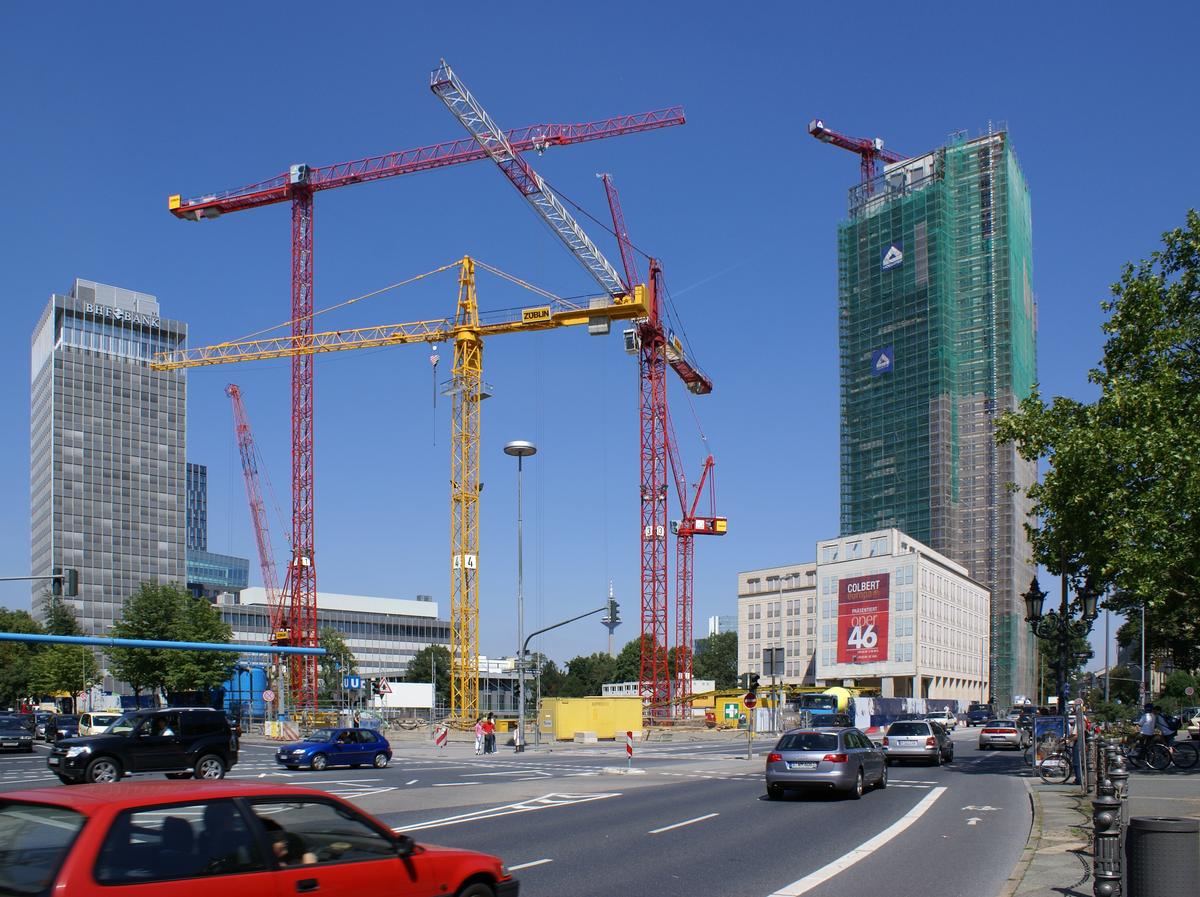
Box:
(343, 675), (362, 690)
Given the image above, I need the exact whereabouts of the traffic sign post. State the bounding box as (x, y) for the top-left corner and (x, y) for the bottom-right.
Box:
(744, 693), (758, 709)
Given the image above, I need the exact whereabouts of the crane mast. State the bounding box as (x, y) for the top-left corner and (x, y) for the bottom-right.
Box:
(225, 384), (287, 640)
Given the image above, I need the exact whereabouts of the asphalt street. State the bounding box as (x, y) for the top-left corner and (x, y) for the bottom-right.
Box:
(0, 727), (1032, 897)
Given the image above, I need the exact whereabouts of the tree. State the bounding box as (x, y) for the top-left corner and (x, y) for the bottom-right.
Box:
(39, 591), (82, 637)
(404, 645), (450, 710)
(536, 659), (564, 698)
(1034, 630), (1092, 705)
(694, 631), (738, 689)
(0, 610), (44, 708)
(30, 644), (98, 710)
(1103, 664), (1140, 706)
(109, 583), (235, 698)
(1157, 670), (1199, 714)
(611, 636), (651, 685)
(996, 211), (1200, 670)
(318, 627), (358, 705)
(559, 652), (617, 697)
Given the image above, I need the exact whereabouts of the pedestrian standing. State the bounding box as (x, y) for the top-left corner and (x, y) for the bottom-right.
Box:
(483, 712), (496, 754)
(473, 717), (484, 755)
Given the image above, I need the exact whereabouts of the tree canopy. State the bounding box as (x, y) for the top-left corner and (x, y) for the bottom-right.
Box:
(694, 631), (738, 689)
(404, 644), (450, 709)
(318, 627), (358, 704)
(996, 210), (1200, 669)
(0, 609), (44, 707)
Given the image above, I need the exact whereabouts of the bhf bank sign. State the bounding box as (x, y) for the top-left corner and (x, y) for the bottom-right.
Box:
(836, 574), (890, 664)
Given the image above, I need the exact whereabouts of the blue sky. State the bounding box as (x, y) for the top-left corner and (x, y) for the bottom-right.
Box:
(1, 4), (1194, 670)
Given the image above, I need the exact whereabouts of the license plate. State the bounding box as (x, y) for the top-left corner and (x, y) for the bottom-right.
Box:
(787, 761), (818, 770)
(48, 757), (59, 765)
(900, 739), (918, 746)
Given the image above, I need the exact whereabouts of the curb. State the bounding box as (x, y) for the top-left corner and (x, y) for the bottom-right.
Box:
(996, 778), (1040, 897)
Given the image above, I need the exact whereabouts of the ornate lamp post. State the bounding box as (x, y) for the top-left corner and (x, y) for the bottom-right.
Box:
(1023, 575), (1099, 713)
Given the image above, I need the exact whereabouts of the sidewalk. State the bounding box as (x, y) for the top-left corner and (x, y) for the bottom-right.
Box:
(1000, 768), (1200, 897)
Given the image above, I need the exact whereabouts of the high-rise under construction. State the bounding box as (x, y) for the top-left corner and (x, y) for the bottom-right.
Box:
(836, 129), (1038, 707)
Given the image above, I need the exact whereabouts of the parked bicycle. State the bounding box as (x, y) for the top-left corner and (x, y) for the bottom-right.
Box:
(1121, 734), (1198, 771)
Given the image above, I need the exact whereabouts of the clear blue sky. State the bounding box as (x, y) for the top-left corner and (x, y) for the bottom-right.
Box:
(1, 4), (1194, 670)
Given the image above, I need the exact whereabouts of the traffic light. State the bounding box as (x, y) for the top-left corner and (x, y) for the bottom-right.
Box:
(372, 678), (383, 696)
(748, 673), (761, 697)
(606, 597), (620, 625)
(64, 568), (79, 598)
(51, 566), (62, 597)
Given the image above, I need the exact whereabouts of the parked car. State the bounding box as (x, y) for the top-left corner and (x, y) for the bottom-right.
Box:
(883, 720), (954, 765)
(1182, 708), (1200, 741)
(48, 714), (79, 743)
(926, 709), (958, 731)
(48, 707), (238, 784)
(276, 727), (392, 771)
(77, 711), (121, 737)
(0, 781), (519, 896)
(0, 714), (36, 753)
(765, 727), (887, 799)
(33, 711), (54, 740)
(978, 719), (1030, 750)
(807, 713), (854, 729)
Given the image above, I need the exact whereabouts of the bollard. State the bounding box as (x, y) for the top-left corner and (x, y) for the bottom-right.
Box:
(1125, 816), (1200, 897)
(1092, 740), (1122, 897)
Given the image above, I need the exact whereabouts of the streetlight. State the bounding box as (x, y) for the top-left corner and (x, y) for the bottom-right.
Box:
(504, 439), (537, 753)
(1023, 574), (1098, 713)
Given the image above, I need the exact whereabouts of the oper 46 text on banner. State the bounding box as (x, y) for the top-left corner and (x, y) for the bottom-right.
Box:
(836, 573), (890, 664)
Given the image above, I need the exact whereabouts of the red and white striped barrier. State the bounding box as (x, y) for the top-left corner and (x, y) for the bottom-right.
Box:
(626, 730), (633, 766)
(434, 725), (448, 749)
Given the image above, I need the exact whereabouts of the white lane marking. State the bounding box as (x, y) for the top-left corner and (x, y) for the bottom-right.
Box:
(405, 779), (418, 785)
(767, 786), (947, 897)
(966, 817), (981, 825)
(649, 813), (719, 834)
(509, 858), (553, 871)
(433, 782), (480, 787)
(395, 791), (621, 832)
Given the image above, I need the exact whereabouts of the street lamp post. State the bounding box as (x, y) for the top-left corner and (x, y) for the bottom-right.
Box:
(504, 440), (537, 753)
(1023, 575), (1098, 713)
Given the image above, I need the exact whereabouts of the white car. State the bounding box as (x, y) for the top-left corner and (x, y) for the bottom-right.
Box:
(926, 709), (958, 731)
(77, 711), (120, 736)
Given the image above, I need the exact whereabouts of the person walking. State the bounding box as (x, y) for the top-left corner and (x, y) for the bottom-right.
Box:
(473, 717), (484, 755)
(482, 712), (496, 754)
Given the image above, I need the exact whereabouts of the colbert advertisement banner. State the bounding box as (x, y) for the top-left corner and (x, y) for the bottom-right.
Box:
(836, 573), (890, 664)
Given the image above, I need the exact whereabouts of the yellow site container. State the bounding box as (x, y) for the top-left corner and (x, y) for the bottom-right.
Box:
(538, 697), (643, 741)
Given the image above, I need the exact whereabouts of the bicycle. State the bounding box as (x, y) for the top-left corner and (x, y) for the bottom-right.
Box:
(1036, 737), (1075, 784)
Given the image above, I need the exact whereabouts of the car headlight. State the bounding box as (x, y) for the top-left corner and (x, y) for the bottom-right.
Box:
(293, 749), (306, 754)
(65, 746), (92, 759)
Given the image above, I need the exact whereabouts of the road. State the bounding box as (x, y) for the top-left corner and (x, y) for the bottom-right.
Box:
(0, 726), (1032, 897)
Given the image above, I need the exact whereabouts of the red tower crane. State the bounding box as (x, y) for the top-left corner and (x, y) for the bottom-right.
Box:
(225, 384), (287, 643)
(429, 61), (710, 717)
(807, 119), (906, 192)
(169, 93), (685, 708)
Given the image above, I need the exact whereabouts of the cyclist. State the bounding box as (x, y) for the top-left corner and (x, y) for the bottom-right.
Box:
(1137, 703), (1159, 749)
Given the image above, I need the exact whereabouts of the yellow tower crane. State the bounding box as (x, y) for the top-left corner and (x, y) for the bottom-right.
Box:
(152, 257), (647, 722)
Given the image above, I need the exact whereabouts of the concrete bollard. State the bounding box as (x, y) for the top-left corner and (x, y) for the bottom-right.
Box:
(1092, 739), (1122, 897)
(1125, 816), (1200, 897)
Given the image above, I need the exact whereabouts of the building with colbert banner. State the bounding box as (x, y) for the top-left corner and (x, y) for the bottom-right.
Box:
(814, 528), (989, 703)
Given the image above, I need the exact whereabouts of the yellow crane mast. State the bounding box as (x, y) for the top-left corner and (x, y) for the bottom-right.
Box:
(153, 257), (647, 722)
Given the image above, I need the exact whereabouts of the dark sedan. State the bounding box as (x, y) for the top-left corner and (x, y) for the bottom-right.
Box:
(276, 728), (392, 771)
(48, 715), (79, 743)
(0, 714), (36, 753)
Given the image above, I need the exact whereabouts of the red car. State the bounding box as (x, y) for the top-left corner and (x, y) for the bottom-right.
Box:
(0, 780), (517, 897)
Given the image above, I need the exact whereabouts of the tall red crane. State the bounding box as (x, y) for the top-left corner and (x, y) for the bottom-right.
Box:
(430, 61), (709, 716)
(169, 98), (685, 708)
(225, 385), (287, 641)
(807, 119), (906, 192)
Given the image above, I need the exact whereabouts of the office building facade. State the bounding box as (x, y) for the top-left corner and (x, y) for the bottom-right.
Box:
(736, 564), (819, 684)
(815, 529), (989, 704)
(185, 461), (250, 601)
(836, 130), (1037, 706)
(30, 280), (187, 633)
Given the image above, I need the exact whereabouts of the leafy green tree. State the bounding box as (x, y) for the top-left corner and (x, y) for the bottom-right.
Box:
(996, 211), (1200, 671)
(536, 659), (564, 698)
(109, 584), (185, 697)
(1035, 630), (1092, 705)
(166, 595), (237, 693)
(404, 645), (450, 709)
(318, 627), (358, 704)
(1103, 664), (1140, 706)
(30, 644), (98, 710)
(39, 591), (82, 636)
(694, 631), (738, 689)
(559, 652), (617, 697)
(0, 609), (44, 708)
(611, 636), (651, 685)
(1157, 670), (1199, 714)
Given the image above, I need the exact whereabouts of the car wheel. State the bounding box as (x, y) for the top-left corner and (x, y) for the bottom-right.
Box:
(85, 756), (121, 784)
(876, 764), (888, 789)
(455, 884), (496, 897)
(195, 754), (226, 780)
(849, 768), (864, 799)
(373, 752), (389, 768)
(765, 784), (784, 800)
(946, 748), (954, 763)
(311, 753), (328, 771)
(932, 749), (943, 767)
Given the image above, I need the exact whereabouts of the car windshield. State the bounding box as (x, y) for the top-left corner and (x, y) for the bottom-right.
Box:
(776, 732), (839, 752)
(887, 722), (930, 736)
(0, 801), (85, 896)
(91, 715), (119, 728)
(56, 716), (78, 725)
(107, 713), (143, 735)
(305, 729), (338, 743)
(0, 716), (31, 731)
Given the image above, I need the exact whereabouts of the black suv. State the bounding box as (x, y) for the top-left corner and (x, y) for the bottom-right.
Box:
(48, 707), (238, 785)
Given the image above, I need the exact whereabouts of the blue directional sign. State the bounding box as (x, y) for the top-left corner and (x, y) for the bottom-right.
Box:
(343, 675), (362, 690)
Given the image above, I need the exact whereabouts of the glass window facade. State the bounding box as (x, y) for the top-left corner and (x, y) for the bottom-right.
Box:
(30, 281), (187, 634)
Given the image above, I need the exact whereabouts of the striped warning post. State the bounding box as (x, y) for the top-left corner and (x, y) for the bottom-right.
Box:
(434, 725), (448, 749)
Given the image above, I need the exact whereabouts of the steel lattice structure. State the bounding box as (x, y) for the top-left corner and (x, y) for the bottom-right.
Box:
(167, 81), (681, 709)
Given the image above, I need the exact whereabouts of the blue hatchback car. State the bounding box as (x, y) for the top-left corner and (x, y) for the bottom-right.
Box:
(275, 727), (392, 770)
